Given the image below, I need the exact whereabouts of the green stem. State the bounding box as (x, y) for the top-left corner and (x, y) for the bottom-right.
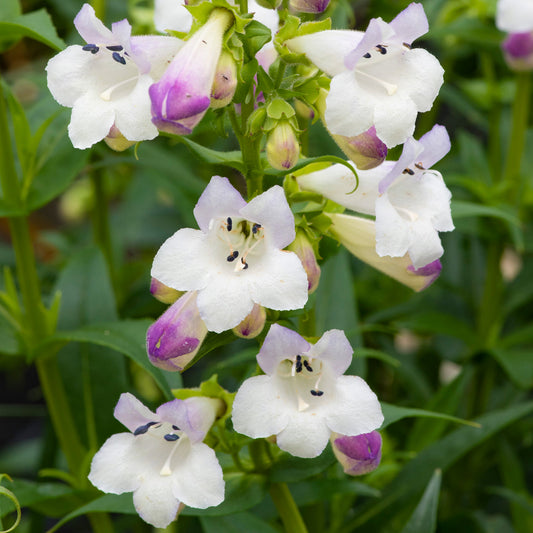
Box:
(502, 72), (531, 200)
(269, 482), (308, 533)
(88, 513), (115, 533)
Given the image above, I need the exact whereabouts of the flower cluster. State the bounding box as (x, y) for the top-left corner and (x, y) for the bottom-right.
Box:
(47, 1), (454, 528)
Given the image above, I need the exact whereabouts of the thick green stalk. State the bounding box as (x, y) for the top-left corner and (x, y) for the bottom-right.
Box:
(269, 482), (309, 533)
(502, 72), (531, 200)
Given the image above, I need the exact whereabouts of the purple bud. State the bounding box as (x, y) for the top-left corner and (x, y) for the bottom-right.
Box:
(332, 431), (382, 476)
(332, 127), (387, 170)
(287, 231), (321, 294)
(266, 120), (300, 170)
(210, 51), (238, 109)
(104, 124), (136, 152)
(149, 8), (233, 135)
(146, 291), (208, 371)
(502, 32), (533, 70)
(290, 0), (330, 14)
(232, 303), (266, 339)
(150, 277), (181, 304)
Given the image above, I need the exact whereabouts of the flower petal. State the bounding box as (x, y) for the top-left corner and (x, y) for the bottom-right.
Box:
(389, 2), (429, 45)
(154, 0), (193, 33)
(257, 324), (311, 375)
(307, 329), (353, 376)
(372, 92), (418, 148)
(114, 392), (158, 431)
(325, 375), (383, 435)
(132, 474), (179, 528)
(418, 124), (451, 169)
(193, 176), (247, 233)
(496, 0), (533, 32)
(374, 193), (412, 258)
(74, 3), (114, 45)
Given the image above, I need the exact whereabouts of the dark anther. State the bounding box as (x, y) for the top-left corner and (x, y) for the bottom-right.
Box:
(403, 42), (412, 49)
(363, 52), (371, 59)
(241, 258), (249, 270)
(226, 217), (232, 231)
(172, 425), (180, 430)
(112, 52), (126, 65)
(106, 45), (124, 51)
(164, 433), (180, 442)
(303, 360), (313, 372)
(296, 355), (302, 361)
(376, 44), (387, 55)
(134, 421), (157, 436)
(414, 162), (425, 170)
(252, 223), (262, 234)
(295, 361), (303, 373)
(310, 390), (324, 397)
(227, 250), (239, 262)
(403, 168), (415, 175)
(82, 44), (99, 54)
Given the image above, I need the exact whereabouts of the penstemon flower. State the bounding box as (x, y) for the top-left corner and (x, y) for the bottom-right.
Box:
(151, 176), (308, 333)
(232, 324), (383, 458)
(46, 3), (183, 149)
(88, 393), (224, 528)
(286, 3), (444, 147)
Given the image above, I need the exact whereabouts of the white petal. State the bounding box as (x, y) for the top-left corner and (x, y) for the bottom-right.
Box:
(172, 442), (224, 508)
(375, 193), (411, 258)
(196, 274), (255, 332)
(308, 329), (352, 376)
(276, 411), (331, 458)
(248, 249), (308, 311)
(193, 176), (247, 234)
(418, 124), (451, 169)
(372, 93), (417, 148)
(131, 36), (184, 80)
(68, 92), (115, 149)
(46, 46), (94, 107)
(325, 376), (383, 434)
(151, 228), (210, 291)
(74, 4), (114, 45)
(114, 393), (157, 432)
(496, 0), (533, 32)
(249, 0), (279, 37)
(286, 30), (363, 76)
(132, 475), (179, 528)
(406, 221), (444, 269)
(232, 375), (289, 438)
(154, 0), (193, 33)
(325, 71), (374, 138)
(88, 433), (142, 494)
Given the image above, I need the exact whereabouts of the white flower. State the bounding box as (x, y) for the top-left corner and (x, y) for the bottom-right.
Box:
(232, 324), (384, 458)
(151, 176), (308, 333)
(297, 125), (454, 269)
(154, 0), (193, 34)
(46, 3), (183, 149)
(286, 2), (444, 147)
(496, 0), (533, 33)
(88, 393), (224, 528)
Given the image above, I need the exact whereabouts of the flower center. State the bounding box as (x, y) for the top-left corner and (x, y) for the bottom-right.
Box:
(133, 420), (184, 476)
(216, 216), (265, 272)
(278, 355), (325, 412)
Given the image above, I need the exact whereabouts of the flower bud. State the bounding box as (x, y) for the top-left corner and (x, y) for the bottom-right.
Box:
(150, 278), (181, 304)
(266, 120), (300, 171)
(332, 127), (387, 171)
(287, 231), (321, 294)
(149, 8), (233, 135)
(254, 0), (282, 9)
(331, 431), (382, 476)
(232, 303), (266, 339)
(104, 124), (136, 152)
(290, 0), (330, 14)
(210, 51), (238, 109)
(147, 291), (208, 371)
(502, 32), (533, 71)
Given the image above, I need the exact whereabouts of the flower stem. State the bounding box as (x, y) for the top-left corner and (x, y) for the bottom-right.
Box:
(502, 72), (531, 201)
(269, 482), (309, 533)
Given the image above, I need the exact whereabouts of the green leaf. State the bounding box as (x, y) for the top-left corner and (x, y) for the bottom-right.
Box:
(0, 475), (21, 533)
(291, 478), (380, 506)
(353, 347), (400, 368)
(452, 200), (521, 227)
(200, 512), (280, 533)
(177, 136), (245, 173)
(44, 320), (174, 399)
(269, 447), (336, 483)
(400, 469), (442, 533)
(381, 403), (480, 430)
(0, 0), (21, 20)
(490, 348), (533, 389)
(242, 20), (271, 58)
(0, 9), (65, 52)
(183, 472), (267, 516)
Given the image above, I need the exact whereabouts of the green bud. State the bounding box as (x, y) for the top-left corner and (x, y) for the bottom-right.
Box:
(211, 51), (238, 109)
(266, 120), (300, 171)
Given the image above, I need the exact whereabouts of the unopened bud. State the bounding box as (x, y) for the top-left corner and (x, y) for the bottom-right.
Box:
(146, 291), (208, 372)
(331, 431), (382, 476)
(233, 303), (266, 339)
(254, 0), (282, 9)
(332, 127), (387, 170)
(502, 32), (533, 71)
(290, 0), (330, 14)
(288, 231), (321, 294)
(150, 278), (181, 304)
(104, 124), (136, 152)
(211, 51), (238, 109)
(266, 120), (300, 171)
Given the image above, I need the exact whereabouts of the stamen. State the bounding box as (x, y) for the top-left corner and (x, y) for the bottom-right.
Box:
(375, 44), (387, 55)
(106, 45), (124, 51)
(303, 360), (313, 372)
(363, 52), (371, 58)
(240, 257), (249, 270)
(252, 223), (261, 234)
(403, 42), (412, 49)
(172, 425), (180, 430)
(403, 167), (415, 175)
(226, 217), (232, 232)
(133, 421), (157, 436)
(112, 52), (127, 65)
(164, 433), (180, 442)
(310, 390), (324, 396)
(295, 361), (303, 373)
(414, 162), (425, 170)
(227, 250), (239, 262)
(160, 437), (183, 476)
(82, 44), (99, 54)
